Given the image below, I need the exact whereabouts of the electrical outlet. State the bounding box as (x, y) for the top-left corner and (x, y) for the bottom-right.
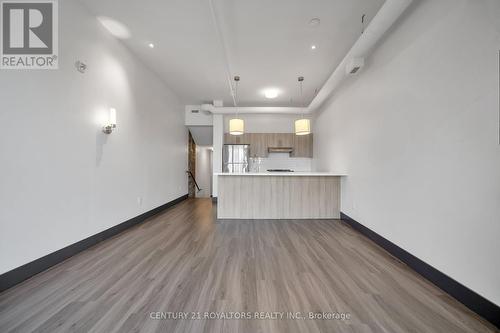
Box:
(137, 196), (143, 206)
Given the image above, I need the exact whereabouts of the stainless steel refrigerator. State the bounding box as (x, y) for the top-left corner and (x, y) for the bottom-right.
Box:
(222, 144), (250, 173)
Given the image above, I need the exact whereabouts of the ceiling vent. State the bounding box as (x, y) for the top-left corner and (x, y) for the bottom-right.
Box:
(346, 57), (365, 75)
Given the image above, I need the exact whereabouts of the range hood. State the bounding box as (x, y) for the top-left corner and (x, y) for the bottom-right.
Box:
(268, 147), (293, 153)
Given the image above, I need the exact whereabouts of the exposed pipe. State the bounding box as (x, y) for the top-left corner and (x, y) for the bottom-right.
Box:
(207, 0), (237, 107)
(308, 0), (413, 111)
(201, 104), (308, 115)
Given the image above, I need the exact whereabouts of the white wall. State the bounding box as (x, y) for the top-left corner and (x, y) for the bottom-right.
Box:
(195, 146), (213, 198)
(0, 0), (187, 275)
(314, 0), (500, 305)
(212, 114), (224, 196)
(185, 105), (213, 126)
(257, 153), (311, 172)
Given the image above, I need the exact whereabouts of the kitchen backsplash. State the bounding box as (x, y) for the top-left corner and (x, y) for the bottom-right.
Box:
(250, 153), (312, 172)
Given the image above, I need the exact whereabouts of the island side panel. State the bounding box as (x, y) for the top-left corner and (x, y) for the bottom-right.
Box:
(217, 175), (340, 219)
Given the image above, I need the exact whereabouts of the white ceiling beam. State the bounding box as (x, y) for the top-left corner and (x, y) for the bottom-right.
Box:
(201, 104), (309, 115)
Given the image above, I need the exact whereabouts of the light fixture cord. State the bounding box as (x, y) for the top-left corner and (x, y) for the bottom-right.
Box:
(301, 80), (304, 118)
(235, 79), (239, 114)
(234, 76), (240, 117)
(299, 76), (305, 119)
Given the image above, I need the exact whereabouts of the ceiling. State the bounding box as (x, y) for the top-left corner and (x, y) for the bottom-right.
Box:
(80, 0), (385, 107)
(188, 126), (213, 146)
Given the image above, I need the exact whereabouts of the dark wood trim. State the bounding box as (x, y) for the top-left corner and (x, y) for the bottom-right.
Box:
(0, 194), (188, 293)
(340, 212), (500, 329)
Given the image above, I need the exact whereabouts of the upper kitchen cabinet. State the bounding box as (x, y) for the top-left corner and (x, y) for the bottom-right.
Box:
(248, 133), (268, 157)
(224, 132), (312, 158)
(268, 133), (293, 148)
(225, 133), (267, 157)
(291, 134), (313, 158)
(224, 133), (250, 145)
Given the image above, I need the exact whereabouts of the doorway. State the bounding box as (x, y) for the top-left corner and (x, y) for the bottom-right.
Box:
(187, 130), (213, 198)
(195, 146), (213, 197)
(187, 131), (197, 198)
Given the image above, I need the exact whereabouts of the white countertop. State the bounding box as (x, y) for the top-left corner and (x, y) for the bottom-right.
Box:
(215, 172), (346, 177)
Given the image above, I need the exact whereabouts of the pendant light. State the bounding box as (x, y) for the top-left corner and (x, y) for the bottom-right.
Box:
(229, 76), (244, 135)
(295, 76), (311, 135)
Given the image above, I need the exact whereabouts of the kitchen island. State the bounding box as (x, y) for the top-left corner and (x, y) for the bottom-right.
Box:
(215, 172), (344, 219)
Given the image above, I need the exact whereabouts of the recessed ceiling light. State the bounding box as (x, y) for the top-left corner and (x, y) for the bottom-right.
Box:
(264, 89), (279, 99)
(311, 45), (317, 50)
(309, 18), (321, 27)
(97, 16), (131, 39)
(148, 43), (155, 48)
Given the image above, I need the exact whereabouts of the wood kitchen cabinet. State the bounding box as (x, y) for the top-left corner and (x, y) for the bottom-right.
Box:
(224, 133), (250, 145)
(248, 133), (268, 157)
(291, 133), (313, 158)
(225, 133), (267, 157)
(267, 133), (293, 148)
(224, 132), (313, 158)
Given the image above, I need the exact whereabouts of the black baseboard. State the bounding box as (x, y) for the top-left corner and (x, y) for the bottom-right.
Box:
(0, 194), (188, 293)
(340, 212), (500, 329)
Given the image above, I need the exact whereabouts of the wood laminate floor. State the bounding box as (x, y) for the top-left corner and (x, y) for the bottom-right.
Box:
(0, 198), (497, 333)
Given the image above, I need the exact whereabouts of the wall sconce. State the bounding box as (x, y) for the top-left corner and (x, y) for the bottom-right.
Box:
(102, 108), (117, 134)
